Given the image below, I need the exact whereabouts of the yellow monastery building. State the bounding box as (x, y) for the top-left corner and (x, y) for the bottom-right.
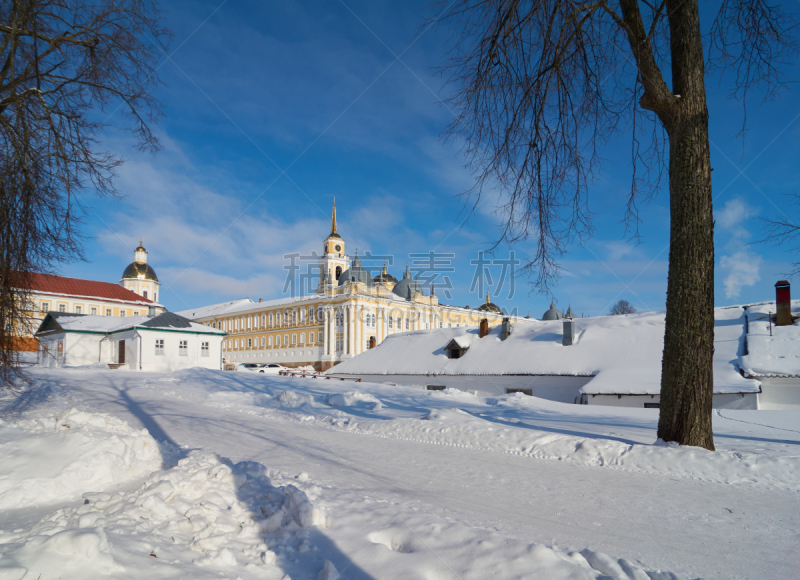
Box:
(178, 202), (521, 370)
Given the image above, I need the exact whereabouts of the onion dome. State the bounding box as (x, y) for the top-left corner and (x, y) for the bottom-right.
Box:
(542, 300), (563, 321)
(374, 263), (398, 285)
(122, 261), (159, 281)
(477, 292), (502, 313)
(338, 253), (374, 287)
(122, 239), (158, 281)
(392, 265), (423, 299)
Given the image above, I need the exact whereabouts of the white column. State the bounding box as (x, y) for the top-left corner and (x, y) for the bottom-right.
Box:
(344, 304), (355, 355)
(354, 304), (361, 355)
(323, 309), (330, 356)
(328, 308), (335, 358)
(376, 307), (382, 345)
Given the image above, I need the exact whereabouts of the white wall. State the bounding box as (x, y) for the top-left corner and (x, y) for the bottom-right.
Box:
(227, 346), (324, 366)
(328, 373), (593, 403)
(585, 393), (759, 410)
(136, 330), (222, 372)
(758, 377), (800, 410)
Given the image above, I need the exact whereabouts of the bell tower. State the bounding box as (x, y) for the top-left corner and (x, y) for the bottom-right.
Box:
(318, 198), (349, 291)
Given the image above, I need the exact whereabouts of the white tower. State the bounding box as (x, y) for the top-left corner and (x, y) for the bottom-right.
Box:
(318, 199), (349, 292)
(120, 238), (161, 303)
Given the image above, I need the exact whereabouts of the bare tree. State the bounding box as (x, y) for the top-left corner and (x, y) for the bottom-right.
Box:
(760, 193), (800, 277)
(434, 0), (797, 449)
(609, 299), (637, 315)
(0, 0), (170, 387)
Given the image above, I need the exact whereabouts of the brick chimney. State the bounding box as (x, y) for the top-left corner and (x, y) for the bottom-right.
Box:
(776, 280), (792, 326)
(369, 336), (377, 349)
(479, 318), (489, 338)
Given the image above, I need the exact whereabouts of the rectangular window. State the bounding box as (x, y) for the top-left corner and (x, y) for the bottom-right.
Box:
(247, 338), (252, 348)
(106, 308), (112, 316)
(74, 305), (82, 314)
(268, 336), (273, 347)
(269, 312), (273, 327)
(90, 307), (98, 315)
(299, 333), (304, 345)
(41, 302), (50, 313)
(292, 310), (297, 324)
(155, 339), (164, 355)
(308, 307), (314, 322)
(143, 290), (148, 299)
(291, 333), (297, 345)
(58, 304), (66, 313)
(405, 318), (409, 330)
(283, 334), (288, 347)
(388, 316), (393, 329)
(317, 307), (323, 321)
(179, 340), (188, 356)
(260, 336), (265, 347)
(299, 308), (305, 323)
(308, 332), (314, 344)
(201, 342), (209, 357)
(277, 312), (282, 326)
(261, 314), (265, 328)
(318, 331), (323, 342)
(133, 311), (139, 316)
(120, 310), (126, 317)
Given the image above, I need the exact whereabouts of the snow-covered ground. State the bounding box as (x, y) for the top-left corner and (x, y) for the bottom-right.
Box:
(2, 367), (799, 579)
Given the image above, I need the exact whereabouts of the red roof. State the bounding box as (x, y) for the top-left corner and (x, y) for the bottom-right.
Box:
(18, 272), (154, 304)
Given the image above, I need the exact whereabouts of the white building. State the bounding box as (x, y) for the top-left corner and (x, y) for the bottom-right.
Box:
(740, 300), (800, 409)
(331, 305), (775, 409)
(35, 312), (225, 372)
(12, 242), (165, 355)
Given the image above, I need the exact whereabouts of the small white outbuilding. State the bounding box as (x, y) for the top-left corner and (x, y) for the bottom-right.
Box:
(35, 311), (226, 372)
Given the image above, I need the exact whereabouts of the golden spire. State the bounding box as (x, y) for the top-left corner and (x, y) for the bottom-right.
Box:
(331, 198), (337, 236)
(486, 292), (491, 304)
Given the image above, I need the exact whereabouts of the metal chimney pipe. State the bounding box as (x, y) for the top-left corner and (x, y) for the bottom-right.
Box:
(562, 318), (575, 346)
(500, 317), (512, 340)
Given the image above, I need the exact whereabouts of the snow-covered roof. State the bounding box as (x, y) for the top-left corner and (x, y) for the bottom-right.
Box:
(176, 295), (320, 320)
(36, 312), (225, 336)
(333, 306), (760, 395)
(740, 300), (800, 378)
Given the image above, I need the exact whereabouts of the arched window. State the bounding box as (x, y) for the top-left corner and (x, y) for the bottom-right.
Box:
(143, 290), (148, 299)
(335, 266), (342, 280)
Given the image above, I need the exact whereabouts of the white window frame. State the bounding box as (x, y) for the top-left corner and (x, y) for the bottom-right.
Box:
(179, 340), (188, 356)
(155, 339), (164, 356)
(201, 342), (209, 357)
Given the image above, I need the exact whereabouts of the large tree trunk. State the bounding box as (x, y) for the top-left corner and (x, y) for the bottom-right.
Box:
(657, 0), (715, 450)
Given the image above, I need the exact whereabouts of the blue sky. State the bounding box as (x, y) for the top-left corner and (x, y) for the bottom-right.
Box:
(66, 0), (800, 318)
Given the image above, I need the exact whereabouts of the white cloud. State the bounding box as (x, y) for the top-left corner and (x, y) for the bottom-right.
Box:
(721, 250), (763, 299)
(716, 197), (757, 239)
